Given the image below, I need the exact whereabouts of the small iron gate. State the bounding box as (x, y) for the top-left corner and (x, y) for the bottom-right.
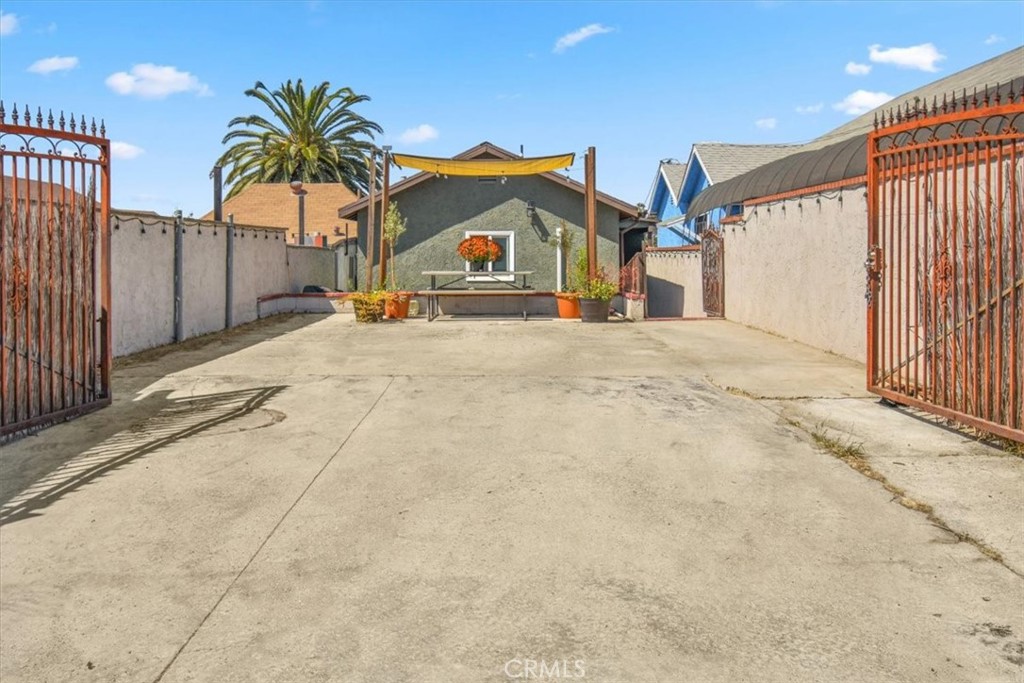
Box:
(866, 85), (1023, 442)
(620, 250), (646, 298)
(701, 229), (724, 317)
(1, 103), (112, 439)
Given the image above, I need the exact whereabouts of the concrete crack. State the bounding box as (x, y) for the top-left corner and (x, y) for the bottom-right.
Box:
(151, 376), (396, 682)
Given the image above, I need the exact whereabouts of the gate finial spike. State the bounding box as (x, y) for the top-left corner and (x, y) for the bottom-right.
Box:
(873, 111), (878, 130)
(80, 115), (86, 132)
(69, 113), (76, 133)
(47, 109), (54, 128)
(23, 103), (29, 123)
(11, 103), (18, 125)
(941, 93), (947, 113)
(59, 110), (65, 130)
(90, 117), (96, 136)
(36, 106), (43, 127)
(931, 96), (937, 116)
(961, 88), (968, 110)
(0, 101), (6, 124)
(972, 86), (978, 108)
(100, 119), (105, 137)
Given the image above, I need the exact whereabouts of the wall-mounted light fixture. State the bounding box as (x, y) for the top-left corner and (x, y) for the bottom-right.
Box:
(526, 200), (536, 217)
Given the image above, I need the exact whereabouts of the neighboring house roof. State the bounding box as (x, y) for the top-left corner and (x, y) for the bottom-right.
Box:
(691, 143), (801, 185)
(687, 46), (1024, 219)
(644, 161), (687, 213)
(337, 141), (639, 220)
(202, 181), (360, 241)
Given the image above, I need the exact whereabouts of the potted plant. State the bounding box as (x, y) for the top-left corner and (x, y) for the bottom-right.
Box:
(348, 289), (387, 323)
(578, 268), (618, 323)
(457, 235), (502, 271)
(382, 201), (412, 319)
(552, 224), (581, 319)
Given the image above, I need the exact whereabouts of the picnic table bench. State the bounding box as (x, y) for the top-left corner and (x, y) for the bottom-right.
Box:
(420, 270), (535, 321)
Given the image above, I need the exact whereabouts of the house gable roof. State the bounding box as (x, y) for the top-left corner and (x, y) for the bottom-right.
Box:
(644, 161), (687, 213)
(337, 141), (638, 220)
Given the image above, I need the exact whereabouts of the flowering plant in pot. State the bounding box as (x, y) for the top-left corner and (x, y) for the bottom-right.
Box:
(382, 201), (412, 319)
(578, 268), (618, 323)
(348, 289), (388, 323)
(457, 235), (502, 271)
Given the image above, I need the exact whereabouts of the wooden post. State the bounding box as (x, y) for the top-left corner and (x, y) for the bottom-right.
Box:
(365, 151), (377, 292)
(585, 146), (597, 281)
(378, 147), (391, 289)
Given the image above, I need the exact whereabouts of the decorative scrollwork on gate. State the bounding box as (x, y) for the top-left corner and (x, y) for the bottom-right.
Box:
(701, 229), (724, 317)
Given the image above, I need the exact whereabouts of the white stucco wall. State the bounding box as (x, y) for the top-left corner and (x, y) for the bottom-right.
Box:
(287, 245), (336, 292)
(110, 213), (291, 356)
(645, 249), (707, 319)
(230, 226), (289, 325)
(724, 189), (867, 361)
(182, 223), (228, 339)
(111, 213), (176, 356)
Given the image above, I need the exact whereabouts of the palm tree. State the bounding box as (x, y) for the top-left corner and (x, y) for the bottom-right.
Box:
(216, 79), (383, 199)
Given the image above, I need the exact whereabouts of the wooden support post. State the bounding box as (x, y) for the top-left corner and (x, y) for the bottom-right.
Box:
(365, 151), (377, 292)
(585, 146), (597, 281)
(379, 147), (391, 290)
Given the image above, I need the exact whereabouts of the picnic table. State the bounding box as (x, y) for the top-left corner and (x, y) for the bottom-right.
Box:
(420, 270), (535, 321)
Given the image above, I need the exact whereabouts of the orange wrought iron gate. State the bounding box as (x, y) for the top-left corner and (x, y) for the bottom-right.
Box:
(866, 85), (1023, 442)
(702, 229), (724, 317)
(1, 103), (112, 439)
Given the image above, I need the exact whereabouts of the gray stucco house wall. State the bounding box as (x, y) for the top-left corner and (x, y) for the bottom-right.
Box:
(351, 173), (623, 292)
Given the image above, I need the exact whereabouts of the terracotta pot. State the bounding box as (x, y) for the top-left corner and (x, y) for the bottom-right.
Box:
(385, 292), (411, 319)
(579, 298), (611, 323)
(554, 293), (581, 319)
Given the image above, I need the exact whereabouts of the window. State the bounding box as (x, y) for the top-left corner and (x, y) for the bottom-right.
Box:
(695, 214), (708, 234)
(464, 230), (515, 282)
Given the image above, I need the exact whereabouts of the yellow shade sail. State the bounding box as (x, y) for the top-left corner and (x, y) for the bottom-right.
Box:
(392, 152), (575, 177)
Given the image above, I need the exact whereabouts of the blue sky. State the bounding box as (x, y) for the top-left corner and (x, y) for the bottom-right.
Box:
(0, 0), (1019, 216)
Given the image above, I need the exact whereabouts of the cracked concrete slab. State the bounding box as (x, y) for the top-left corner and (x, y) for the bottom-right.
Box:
(1, 315), (1021, 683)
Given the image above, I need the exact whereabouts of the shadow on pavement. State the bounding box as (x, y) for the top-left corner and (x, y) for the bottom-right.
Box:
(0, 386), (286, 526)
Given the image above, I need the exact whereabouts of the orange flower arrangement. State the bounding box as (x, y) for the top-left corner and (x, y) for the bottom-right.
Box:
(457, 235), (503, 263)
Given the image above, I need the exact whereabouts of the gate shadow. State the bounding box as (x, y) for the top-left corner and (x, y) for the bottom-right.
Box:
(0, 386), (287, 526)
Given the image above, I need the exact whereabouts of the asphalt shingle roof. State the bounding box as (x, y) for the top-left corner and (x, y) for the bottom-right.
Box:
(660, 162), (687, 199)
(693, 143), (801, 184)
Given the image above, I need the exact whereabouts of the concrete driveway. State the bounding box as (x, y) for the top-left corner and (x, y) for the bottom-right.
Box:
(2, 315), (1021, 683)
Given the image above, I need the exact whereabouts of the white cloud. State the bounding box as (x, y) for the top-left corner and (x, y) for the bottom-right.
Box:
(553, 23), (614, 53)
(984, 34), (1004, 45)
(105, 63), (212, 99)
(27, 55), (79, 74)
(755, 117), (777, 130)
(833, 89), (894, 116)
(398, 124), (438, 145)
(868, 43), (945, 72)
(845, 61), (871, 76)
(795, 103), (823, 115)
(0, 12), (18, 35)
(111, 141), (145, 160)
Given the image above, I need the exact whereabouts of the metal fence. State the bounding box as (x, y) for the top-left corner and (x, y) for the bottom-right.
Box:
(1, 103), (112, 439)
(866, 85), (1023, 442)
(620, 250), (645, 298)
